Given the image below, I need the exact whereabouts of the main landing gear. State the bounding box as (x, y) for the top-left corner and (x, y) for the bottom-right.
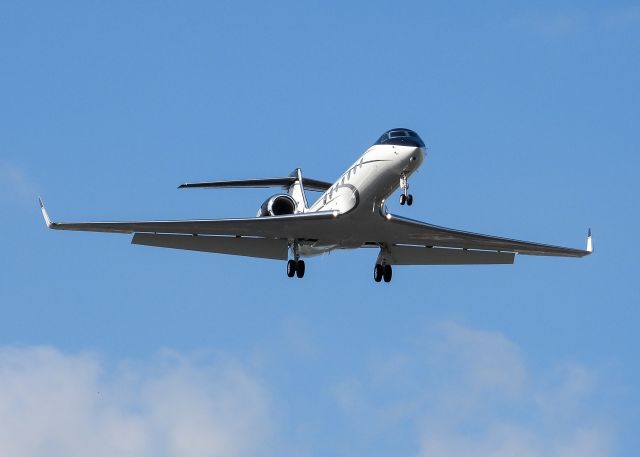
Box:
(287, 241), (305, 278)
(399, 173), (413, 206)
(287, 259), (305, 278)
(373, 263), (393, 283)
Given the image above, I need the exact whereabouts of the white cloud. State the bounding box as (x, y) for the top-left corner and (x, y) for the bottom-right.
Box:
(534, 363), (598, 422)
(418, 323), (613, 456)
(432, 321), (527, 396)
(332, 321), (613, 457)
(508, 6), (640, 37)
(0, 347), (271, 457)
(604, 6), (640, 28)
(508, 10), (590, 37)
(0, 322), (614, 457)
(0, 161), (38, 204)
(419, 423), (611, 457)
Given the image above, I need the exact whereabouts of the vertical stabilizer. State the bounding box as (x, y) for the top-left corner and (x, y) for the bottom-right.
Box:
(287, 168), (309, 213)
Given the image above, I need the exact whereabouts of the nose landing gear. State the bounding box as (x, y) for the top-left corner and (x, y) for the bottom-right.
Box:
(399, 174), (413, 206)
(399, 194), (413, 206)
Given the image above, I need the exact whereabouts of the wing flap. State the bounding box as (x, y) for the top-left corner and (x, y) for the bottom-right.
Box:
(132, 233), (288, 260)
(380, 245), (515, 265)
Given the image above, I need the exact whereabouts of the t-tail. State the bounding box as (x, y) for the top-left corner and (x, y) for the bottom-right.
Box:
(177, 169), (332, 216)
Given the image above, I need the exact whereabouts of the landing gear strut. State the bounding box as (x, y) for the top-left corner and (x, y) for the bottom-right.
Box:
(399, 173), (413, 206)
(373, 263), (392, 283)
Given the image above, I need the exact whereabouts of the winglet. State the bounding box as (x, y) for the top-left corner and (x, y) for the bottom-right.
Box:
(38, 197), (53, 228)
(586, 228), (593, 254)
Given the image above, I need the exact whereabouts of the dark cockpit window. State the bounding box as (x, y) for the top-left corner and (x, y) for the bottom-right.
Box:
(374, 128), (425, 147)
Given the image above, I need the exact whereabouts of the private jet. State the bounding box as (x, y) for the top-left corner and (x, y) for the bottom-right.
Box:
(39, 128), (592, 282)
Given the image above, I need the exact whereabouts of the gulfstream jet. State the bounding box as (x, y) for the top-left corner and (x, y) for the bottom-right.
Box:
(39, 128), (592, 283)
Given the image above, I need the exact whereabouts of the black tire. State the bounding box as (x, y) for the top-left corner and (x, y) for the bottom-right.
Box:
(406, 194), (413, 206)
(373, 264), (383, 282)
(383, 264), (393, 282)
(296, 260), (305, 278)
(399, 194), (406, 205)
(287, 259), (296, 277)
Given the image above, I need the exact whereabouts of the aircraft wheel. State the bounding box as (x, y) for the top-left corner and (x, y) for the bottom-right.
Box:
(406, 194), (413, 206)
(399, 194), (406, 205)
(383, 264), (393, 283)
(296, 260), (305, 278)
(287, 259), (296, 277)
(373, 264), (383, 282)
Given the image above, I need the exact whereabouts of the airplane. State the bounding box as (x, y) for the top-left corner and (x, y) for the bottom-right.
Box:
(39, 128), (592, 283)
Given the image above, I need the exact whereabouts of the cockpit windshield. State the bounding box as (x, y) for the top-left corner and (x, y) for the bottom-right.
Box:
(375, 128), (425, 147)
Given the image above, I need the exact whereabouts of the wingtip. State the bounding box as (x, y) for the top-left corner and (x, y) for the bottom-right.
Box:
(586, 227), (593, 254)
(38, 197), (53, 228)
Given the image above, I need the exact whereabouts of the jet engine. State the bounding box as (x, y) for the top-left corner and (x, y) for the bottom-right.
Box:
(257, 194), (297, 217)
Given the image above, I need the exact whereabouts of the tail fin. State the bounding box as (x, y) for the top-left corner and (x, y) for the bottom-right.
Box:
(287, 168), (309, 212)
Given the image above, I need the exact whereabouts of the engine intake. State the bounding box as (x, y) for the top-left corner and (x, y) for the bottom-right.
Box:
(257, 194), (297, 217)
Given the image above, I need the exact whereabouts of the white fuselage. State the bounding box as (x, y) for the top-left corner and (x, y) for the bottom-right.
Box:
(299, 143), (426, 256)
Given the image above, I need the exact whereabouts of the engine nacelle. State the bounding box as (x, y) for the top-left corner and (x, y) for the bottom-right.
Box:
(257, 194), (297, 217)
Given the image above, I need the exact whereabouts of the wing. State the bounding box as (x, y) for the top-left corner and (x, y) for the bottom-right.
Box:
(39, 198), (337, 239)
(376, 212), (592, 258)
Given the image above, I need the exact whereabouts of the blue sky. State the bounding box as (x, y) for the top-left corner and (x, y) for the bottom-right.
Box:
(1, 1), (638, 456)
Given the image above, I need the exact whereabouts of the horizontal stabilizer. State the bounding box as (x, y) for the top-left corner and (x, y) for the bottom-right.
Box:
(132, 233), (288, 260)
(178, 177), (332, 192)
